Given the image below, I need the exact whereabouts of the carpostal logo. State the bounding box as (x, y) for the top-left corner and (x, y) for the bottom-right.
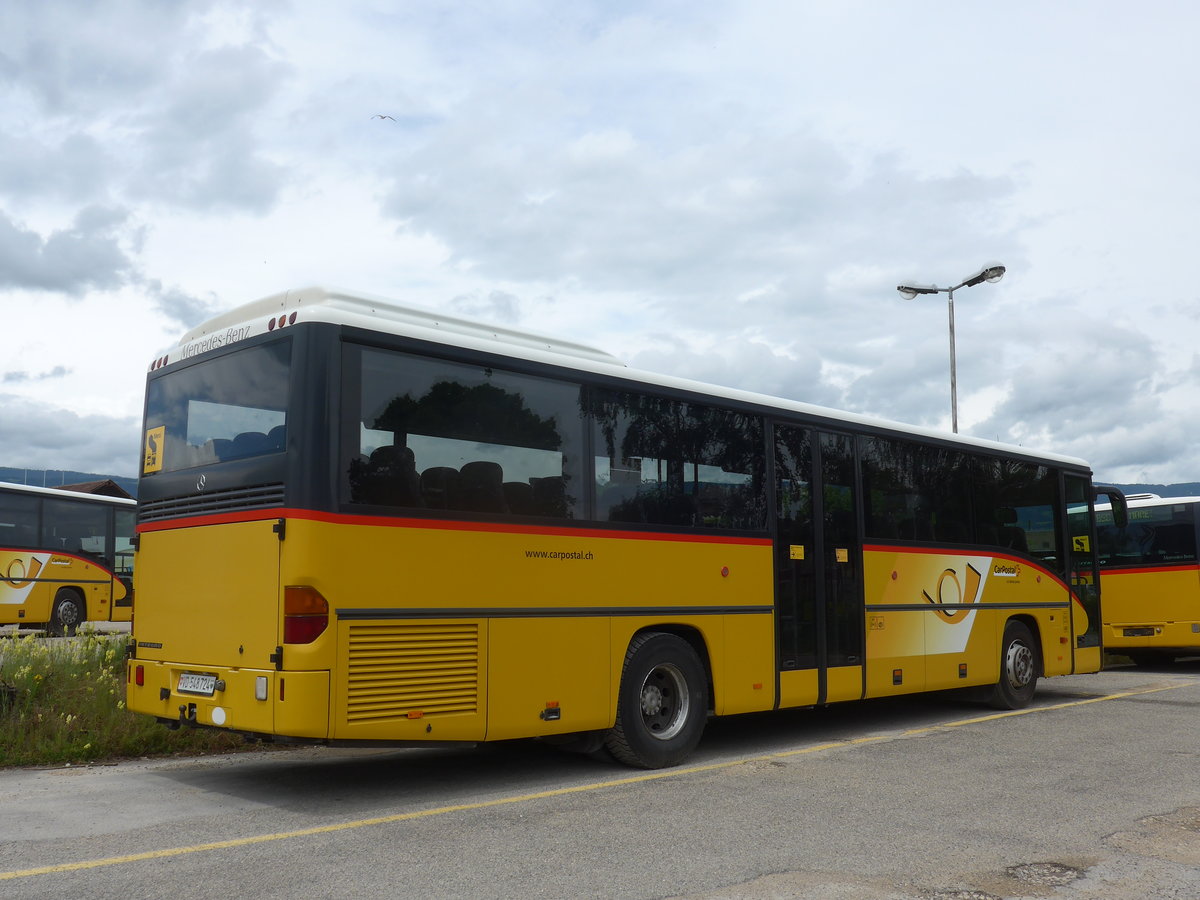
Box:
(992, 562), (1022, 578)
(179, 325), (255, 360)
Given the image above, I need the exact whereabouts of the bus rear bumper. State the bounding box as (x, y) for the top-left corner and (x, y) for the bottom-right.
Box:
(126, 659), (330, 739)
(1105, 621), (1200, 651)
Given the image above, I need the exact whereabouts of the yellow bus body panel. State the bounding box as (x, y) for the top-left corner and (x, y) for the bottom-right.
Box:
(129, 514), (1093, 743)
(1102, 566), (1200, 651)
(310, 517), (775, 741)
(132, 514), (776, 742)
(134, 521), (282, 670)
(826, 666), (864, 703)
(710, 611), (776, 714)
(778, 668), (819, 708)
(127, 658), (332, 739)
(862, 547), (1081, 695)
(0, 550), (120, 626)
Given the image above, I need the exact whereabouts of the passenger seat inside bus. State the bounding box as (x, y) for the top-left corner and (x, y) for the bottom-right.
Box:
(996, 508), (1028, 553)
(420, 466), (462, 509)
(232, 431), (270, 457)
(503, 481), (535, 514)
(459, 461), (507, 512)
(364, 445), (422, 506)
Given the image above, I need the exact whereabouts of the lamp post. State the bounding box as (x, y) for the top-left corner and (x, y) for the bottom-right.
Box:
(896, 263), (1005, 434)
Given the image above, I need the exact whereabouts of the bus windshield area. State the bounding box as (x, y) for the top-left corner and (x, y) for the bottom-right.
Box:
(144, 340), (291, 474)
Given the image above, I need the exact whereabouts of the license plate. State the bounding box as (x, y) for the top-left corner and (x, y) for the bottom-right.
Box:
(178, 672), (218, 696)
(1123, 627), (1155, 637)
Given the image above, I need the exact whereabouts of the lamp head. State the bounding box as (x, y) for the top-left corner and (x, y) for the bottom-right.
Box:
(961, 262), (1006, 288)
(896, 283), (940, 299)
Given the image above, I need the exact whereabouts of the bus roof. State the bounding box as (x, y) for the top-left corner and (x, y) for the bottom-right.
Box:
(0, 481), (137, 506)
(154, 285), (1092, 472)
(1116, 494), (1200, 509)
(167, 286), (624, 368)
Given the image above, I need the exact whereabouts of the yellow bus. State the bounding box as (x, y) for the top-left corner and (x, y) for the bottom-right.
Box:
(0, 481), (136, 635)
(126, 286), (1124, 767)
(1096, 493), (1200, 666)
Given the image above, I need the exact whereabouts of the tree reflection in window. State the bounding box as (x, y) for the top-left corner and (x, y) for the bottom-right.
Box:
(590, 389), (766, 530)
(348, 349), (581, 518)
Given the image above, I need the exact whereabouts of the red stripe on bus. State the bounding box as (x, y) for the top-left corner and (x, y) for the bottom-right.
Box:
(137, 508), (773, 546)
(0, 546), (120, 580)
(863, 543), (1072, 592)
(1104, 564), (1200, 576)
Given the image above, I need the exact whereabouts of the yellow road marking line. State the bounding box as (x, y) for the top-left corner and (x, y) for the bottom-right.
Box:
(3, 680), (1194, 881)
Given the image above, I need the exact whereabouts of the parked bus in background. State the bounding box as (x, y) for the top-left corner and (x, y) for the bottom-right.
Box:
(126, 287), (1125, 768)
(0, 482), (136, 635)
(1095, 493), (1200, 666)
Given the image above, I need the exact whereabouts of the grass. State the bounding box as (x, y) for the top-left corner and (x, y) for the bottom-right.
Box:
(0, 630), (247, 767)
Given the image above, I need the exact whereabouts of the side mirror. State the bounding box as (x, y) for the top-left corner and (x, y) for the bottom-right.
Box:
(1095, 486), (1128, 529)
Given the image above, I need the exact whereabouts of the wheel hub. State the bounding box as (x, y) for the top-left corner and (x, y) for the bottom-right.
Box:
(638, 662), (689, 741)
(641, 684), (665, 717)
(1006, 641), (1034, 688)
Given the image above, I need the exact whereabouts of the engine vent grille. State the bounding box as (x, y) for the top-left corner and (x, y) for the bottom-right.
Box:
(139, 483), (286, 522)
(346, 622), (480, 723)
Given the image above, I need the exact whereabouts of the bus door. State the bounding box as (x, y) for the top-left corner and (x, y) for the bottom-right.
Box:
(773, 425), (865, 707)
(1066, 476), (1117, 673)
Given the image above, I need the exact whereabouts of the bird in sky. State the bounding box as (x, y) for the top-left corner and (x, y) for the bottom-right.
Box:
(371, 114), (396, 121)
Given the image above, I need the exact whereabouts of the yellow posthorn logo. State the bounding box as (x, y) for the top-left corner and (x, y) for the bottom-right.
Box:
(143, 426), (165, 474)
(922, 563), (984, 623)
(3, 555), (42, 588)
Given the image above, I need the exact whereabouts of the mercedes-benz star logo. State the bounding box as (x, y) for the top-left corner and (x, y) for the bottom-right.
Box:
(196, 474), (207, 492)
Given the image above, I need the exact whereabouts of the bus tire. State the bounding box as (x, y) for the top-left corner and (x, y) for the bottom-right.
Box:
(605, 632), (708, 769)
(48, 590), (84, 637)
(989, 620), (1038, 709)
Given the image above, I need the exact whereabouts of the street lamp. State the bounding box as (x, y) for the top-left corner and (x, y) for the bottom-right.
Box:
(896, 263), (1005, 434)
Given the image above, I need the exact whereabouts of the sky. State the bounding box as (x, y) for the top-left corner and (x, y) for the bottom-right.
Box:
(2, 0), (1199, 485)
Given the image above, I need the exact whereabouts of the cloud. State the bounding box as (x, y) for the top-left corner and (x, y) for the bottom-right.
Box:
(146, 281), (219, 329)
(130, 45), (291, 212)
(2, 366), (71, 384)
(0, 2), (194, 115)
(448, 290), (522, 324)
(2, 4), (289, 215)
(0, 133), (114, 202)
(0, 394), (140, 477)
(0, 206), (134, 293)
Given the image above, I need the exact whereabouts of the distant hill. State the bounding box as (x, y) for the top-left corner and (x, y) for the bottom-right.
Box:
(1, 468), (139, 499)
(1105, 483), (1200, 499)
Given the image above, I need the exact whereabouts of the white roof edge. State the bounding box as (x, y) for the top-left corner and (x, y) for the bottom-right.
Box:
(0, 481), (136, 505)
(165, 286), (1089, 471)
(1120, 494), (1200, 507)
(175, 286), (624, 367)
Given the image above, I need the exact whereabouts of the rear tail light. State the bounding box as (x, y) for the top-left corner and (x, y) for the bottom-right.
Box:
(284, 586), (329, 644)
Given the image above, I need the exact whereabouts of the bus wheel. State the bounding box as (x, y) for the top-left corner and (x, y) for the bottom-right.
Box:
(605, 632), (708, 769)
(989, 620), (1038, 709)
(48, 590), (84, 637)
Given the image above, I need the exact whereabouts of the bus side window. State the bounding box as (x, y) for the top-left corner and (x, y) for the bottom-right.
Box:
(0, 494), (39, 548)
